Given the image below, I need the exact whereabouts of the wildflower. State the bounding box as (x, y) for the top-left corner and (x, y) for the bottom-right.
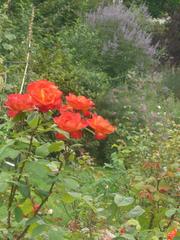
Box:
(27, 79), (62, 112)
(32, 203), (40, 213)
(5, 93), (34, 117)
(119, 227), (126, 235)
(87, 114), (116, 139)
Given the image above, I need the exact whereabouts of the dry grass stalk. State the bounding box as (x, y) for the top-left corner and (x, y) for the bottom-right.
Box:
(19, 5), (35, 93)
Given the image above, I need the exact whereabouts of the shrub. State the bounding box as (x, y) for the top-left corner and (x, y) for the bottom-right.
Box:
(87, 1), (157, 57)
(86, 1), (156, 82)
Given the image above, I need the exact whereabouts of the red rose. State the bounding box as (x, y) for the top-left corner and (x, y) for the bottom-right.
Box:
(27, 79), (62, 112)
(5, 94), (34, 117)
(87, 114), (116, 139)
(54, 112), (87, 139)
(167, 229), (177, 240)
(59, 104), (73, 114)
(66, 93), (95, 114)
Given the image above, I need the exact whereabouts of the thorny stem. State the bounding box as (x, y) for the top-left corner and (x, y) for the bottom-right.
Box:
(15, 158), (64, 240)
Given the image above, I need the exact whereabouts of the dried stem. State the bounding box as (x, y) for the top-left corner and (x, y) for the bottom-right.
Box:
(19, 5), (35, 94)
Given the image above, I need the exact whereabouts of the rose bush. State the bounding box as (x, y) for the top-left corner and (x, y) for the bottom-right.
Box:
(0, 79), (115, 239)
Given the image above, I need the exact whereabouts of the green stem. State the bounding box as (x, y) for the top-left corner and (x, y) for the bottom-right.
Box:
(15, 159), (63, 240)
(7, 129), (36, 228)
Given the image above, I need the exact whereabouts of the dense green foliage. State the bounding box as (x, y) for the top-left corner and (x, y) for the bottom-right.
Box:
(123, 0), (180, 17)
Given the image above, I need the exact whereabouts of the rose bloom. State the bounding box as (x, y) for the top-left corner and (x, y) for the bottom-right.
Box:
(54, 112), (87, 139)
(87, 114), (116, 139)
(66, 93), (95, 114)
(59, 104), (73, 114)
(27, 79), (62, 112)
(167, 229), (177, 240)
(5, 93), (34, 117)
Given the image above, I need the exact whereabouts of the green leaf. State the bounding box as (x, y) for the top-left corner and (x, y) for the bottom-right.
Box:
(4, 32), (16, 41)
(14, 207), (23, 222)
(0, 146), (20, 161)
(31, 224), (47, 237)
(48, 228), (66, 240)
(0, 205), (8, 219)
(19, 198), (33, 215)
(68, 191), (82, 199)
(64, 178), (80, 190)
(121, 234), (136, 240)
(26, 161), (51, 189)
(165, 208), (177, 218)
(0, 172), (11, 192)
(19, 183), (31, 198)
(127, 219), (141, 230)
(25, 216), (41, 226)
(61, 192), (75, 204)
(53, 125), (69, 139)
(2, 43), (13, 50)
(35, 143), (50, 157)
(114, 194), (134, 207)
(48, 141), (65, 153)
(27, 112), (40, 129)
(127, 206), (145, 218)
